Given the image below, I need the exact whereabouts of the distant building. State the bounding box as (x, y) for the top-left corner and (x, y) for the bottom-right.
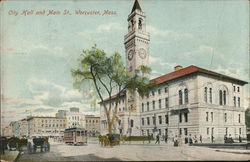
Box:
(19, 118), (28, 137)
(27, 116), (66, 138)
(11, 121), (20, 137)
(85, 115), (100, 136)
(56, 110), (67, 118)
(64, 108), (85, 129)
(3, 125), (13, 137)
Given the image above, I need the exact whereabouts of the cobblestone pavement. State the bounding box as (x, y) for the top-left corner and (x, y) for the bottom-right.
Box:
(17, 139), (250, 161)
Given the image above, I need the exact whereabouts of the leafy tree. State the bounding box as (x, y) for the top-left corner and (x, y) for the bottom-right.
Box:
(71, 45), (151, 133)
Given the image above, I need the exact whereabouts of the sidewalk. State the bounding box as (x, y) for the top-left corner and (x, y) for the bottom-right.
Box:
(0, 150), (19, 162)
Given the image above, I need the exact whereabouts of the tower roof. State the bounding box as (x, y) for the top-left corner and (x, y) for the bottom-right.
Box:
(131, 0), (142, 13)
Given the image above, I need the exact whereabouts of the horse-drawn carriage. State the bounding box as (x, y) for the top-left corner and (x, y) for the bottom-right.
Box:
(27, 137), (50, 154)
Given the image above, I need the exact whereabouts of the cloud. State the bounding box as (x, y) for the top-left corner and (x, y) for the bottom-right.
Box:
(33, 108), (55, 113)
(147, 25), (193, 41)
(78, 23), (124, 37)
(3, 40), (64, 56)
(185, 45), (214, 56)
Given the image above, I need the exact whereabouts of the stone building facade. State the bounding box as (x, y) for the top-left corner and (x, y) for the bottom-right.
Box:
(85, 115), (100, 135)
(27, 116), (66, 138)
(99, 0), (248, 143)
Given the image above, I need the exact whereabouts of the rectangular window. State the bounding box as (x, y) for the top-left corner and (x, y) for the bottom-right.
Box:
(147, 117), (150, 125)
(238, 97), (240, 107)
(159, 99), (162, 109)
(237, 87), (240, 92)
(179, 128), (182, 135)
(226, 127), (228, 135)
(207, 128), (209, 135)
(158, 89), (161, 95)
(211, 127), (214, 135)
(165, 87), (168, 93)
(184, 128), (188, 136)
(206, 112), (209, 122)
(131, 120), (134, 128)
(211, 112), (213, 122)
(158, 116), (162, 124)
(147, 102), (149, 111)
(141, 103), (144, 112)
(224, 113), (227, 122)
(179, 90), (183, 105)
(239, 128), (241, 135)
(238, 114), (241, 123)
(159, 129), (161, 135)
(204, 87), (208, 103)
(142, 118), (144, 125)
(153, 116), (156, 125)
(165, 115), (169, 124)
(152, 91), (155, 96)
(184, 113), (188, 122)
(233, 86), (236, 92)
(152, 100), (155, 110)
(233, 97), (236, 107)
(184, 89), (189, 104)
(179, 113), (182, 123)
(165, 98), (169, 108)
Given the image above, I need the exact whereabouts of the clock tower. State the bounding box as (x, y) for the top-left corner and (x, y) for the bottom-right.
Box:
(124, 0), (150, 77)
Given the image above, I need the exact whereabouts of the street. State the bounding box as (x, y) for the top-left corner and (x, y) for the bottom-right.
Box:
(17, 138), (250, 161)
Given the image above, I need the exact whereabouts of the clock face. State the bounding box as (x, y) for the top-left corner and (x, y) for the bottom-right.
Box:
(139, 48), (146, 59)
(128, 50), (134, 61)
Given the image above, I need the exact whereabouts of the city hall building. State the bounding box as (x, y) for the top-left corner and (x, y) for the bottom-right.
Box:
(99, 0), (247, 143)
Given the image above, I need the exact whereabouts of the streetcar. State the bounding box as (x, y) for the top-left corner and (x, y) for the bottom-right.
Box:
(63, 128), (88, 145)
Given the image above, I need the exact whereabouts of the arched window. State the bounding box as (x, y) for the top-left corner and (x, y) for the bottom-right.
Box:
(204, 87), (208, 103)
(138, 18), (142, 29)
(209, 88), (212, 103)
(223, 90), (226, 105)
(219, 90), (223, 105)
(184, 88), (188, 104)
(179, 90), (183, 105)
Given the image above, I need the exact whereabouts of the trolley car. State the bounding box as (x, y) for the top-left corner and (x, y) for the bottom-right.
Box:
(64, 128), (88, 145)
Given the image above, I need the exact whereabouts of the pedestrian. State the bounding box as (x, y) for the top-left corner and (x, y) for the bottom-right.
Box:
(173, 135), (178, 147)
(199, 135), (202, 143)
(189, 134), (193, 145)
(239, 135), (242, 143)
(211, 135), (214, 143)
(165, 135), (168, 143)
(155, 134), (160, 144)
(194, 135), (198, 143)
(147, 134), (151, 144)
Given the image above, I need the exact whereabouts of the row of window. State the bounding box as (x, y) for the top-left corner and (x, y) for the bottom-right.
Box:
(42, 119), (65, 123)
(233, 86), (240, 92)
(68, 116), (80, 121)
(86, 120), (99, 123)
(179, 89), (189, 105)
(206, 112), (241, 123)
(40, 124), (65, 128)
(141, 98), (169, 112)
(142, 115), (169, 126)
(142, 128), (168, 136)
(233, 96), (241, 107)
(218, 91), (241, 107)
(151, 87), (169, 96)
(204, 87), (212, 103)
(206, 127), (242, 135)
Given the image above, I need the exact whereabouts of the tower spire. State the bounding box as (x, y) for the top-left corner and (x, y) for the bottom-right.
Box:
(131, 0), (142, 13)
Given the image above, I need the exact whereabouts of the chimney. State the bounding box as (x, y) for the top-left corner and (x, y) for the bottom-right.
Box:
(174, 65), (183, 71)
